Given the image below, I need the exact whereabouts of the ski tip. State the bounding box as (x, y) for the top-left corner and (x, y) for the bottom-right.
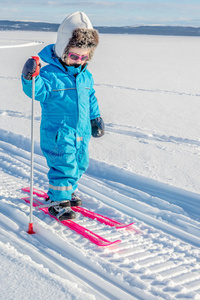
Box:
(21, 196), (30, 203)
(100, 239), (121, 247)
(115, 222), (135, 230)
(22, 187), (29, 192)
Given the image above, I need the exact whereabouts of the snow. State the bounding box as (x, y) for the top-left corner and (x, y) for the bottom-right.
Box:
(0, 30), (200, 299)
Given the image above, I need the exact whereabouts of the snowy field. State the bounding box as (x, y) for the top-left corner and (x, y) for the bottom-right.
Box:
(0, 30), (200, 300)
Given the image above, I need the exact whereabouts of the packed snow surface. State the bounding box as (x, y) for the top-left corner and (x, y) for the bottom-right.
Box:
(0, 31), (200, 300)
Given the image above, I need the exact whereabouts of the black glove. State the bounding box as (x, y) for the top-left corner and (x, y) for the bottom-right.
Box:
(91, 117), (105, 138)
(22, 58), (40, 80)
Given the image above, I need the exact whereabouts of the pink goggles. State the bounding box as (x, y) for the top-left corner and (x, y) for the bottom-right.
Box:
(68, 52), (89, 61)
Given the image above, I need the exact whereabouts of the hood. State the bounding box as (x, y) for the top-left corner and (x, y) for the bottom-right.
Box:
(54, 11), (93, 59)
(38, 44), (61, 67)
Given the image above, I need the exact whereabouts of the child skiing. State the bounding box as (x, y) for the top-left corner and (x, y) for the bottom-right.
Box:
(21, 12), (104, 221)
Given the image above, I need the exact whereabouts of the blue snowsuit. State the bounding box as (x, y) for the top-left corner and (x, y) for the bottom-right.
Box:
(22, 44), (101, 201)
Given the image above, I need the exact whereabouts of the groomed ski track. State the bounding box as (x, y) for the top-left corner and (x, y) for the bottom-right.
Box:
(0, 134), (200, 300)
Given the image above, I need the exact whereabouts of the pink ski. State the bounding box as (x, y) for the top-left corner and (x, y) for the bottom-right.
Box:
(72, 206), (135, 229)
(22, 187), (135, 230)
(22, 196), (121, 247)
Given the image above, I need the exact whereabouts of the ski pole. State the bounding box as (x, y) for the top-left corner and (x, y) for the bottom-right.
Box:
(27, 56), (40, 234)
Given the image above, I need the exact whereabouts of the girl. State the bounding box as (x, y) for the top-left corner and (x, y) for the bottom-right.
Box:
(22, 12), (104, 220)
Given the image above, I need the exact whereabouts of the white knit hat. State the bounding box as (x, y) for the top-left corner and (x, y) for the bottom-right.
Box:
(54, 11), (94, 58)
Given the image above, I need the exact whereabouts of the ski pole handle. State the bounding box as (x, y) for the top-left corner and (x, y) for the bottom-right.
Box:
(31, 56), (40, 77)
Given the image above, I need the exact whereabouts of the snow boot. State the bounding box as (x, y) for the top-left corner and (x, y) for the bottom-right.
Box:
(70, 193), (82, 207)
(48, 200), (76, 220)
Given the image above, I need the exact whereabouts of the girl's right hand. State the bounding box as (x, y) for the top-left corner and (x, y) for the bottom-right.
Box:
(22, 58), (41, 80)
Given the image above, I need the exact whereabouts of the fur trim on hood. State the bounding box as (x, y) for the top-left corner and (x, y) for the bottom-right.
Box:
(54, 11), (99, 61)
(62, 28), (99, 61)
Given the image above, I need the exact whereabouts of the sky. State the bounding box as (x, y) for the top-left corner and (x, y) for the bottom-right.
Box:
(1, 0), (200, 27)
